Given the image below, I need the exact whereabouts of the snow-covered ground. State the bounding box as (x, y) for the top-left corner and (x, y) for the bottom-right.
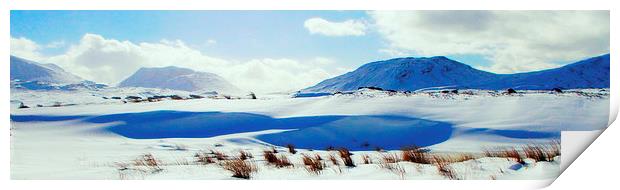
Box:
(10, 88), (609, 179)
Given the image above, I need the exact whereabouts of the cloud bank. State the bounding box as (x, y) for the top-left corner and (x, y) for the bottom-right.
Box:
(369, 11), (610, 73)
(11, 34), (339, 93)
(11, 37), (44, 61)
(304, 17), (368, 36)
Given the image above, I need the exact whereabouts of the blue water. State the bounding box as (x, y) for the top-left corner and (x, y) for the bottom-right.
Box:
(292, 92), (332, 98)
(10, 111), (559, 150)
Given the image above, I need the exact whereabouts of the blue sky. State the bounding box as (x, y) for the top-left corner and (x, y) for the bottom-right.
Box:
(10, 11), (608, 92)
(10, 10), (492, 69)
(13, 11), (371, 67)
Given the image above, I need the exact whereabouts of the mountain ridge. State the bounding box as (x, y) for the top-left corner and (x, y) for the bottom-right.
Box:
(10, 55), (86, 84)
(302, 54), (610, 93)
(10, 55), (108, 91)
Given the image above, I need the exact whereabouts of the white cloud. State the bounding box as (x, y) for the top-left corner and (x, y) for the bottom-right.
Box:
(370, 11), (610, 73)
(45, 40), (66, 49)
(304, 17), (368, 37)
(11, 37), (44, 61)
(225, 58), (333, 93)
(13, 34), (338, 93)
(43, 34), (229, 85)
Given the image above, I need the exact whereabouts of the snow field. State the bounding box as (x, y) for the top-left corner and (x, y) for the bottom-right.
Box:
(10, 89), (604, 179)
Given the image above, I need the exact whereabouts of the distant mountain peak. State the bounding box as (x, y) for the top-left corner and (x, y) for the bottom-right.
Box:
(10, 55), (85, 84)
(119, 66), (240, 93)
(10, 55), (107, 91)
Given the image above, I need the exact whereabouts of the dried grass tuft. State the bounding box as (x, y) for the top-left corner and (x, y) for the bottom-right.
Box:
(221, 158), (257, 179)
(362, 154), (372, 164)
(133, 153), (163, 173)
(522, 141), (561, 162)
(302, 154), (324, 174)
(402, 146), (432, 164)
(337, 148), (355, 167)
(263, 150), (293, 168)
(239, 150), (253, 160)
(287, 144), (297, 154)
(195, 152), (215, 164)
(210, 150), (229, 161)
(483, 147), (523, 163)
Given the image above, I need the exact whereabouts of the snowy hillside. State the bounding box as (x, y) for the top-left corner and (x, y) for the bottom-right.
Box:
(302, 54), (610, 93)
(10, 56), (107, 91)
(303, 56), (495, 92)
(119, 66), (240, 93)
(476, 54), (610, 90)
(11, 55), (85, 84)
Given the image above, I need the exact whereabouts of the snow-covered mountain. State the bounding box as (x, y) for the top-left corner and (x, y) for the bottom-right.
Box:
(303, 56), (496, 93)
(302, 54), (610, 93)
(118, 66), (240, 93)
(10, 56), (106, 90)
(11, 56), (85, 84)
(475, 54), (610, 90)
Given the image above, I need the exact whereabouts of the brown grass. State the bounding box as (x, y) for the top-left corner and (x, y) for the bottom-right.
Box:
(362, 154), (372, 164)
(263, 150), (279, 164)
(239, 150), (253, 160)
(263, 150), (293, 168)
(483, 147), (523, 163)
(287, 144), (297, 154)
(221, 158), (257, 179)
(381, 163), (406, 179)
(328, 154), (340, 166)
(338, 148), (355, 167)
(378, 154), (406, 179)
(430, 154), (460, 179)
(522, 142), (560, 162)
(402, 146), (433, 164)
(381, 153), (401, 163)
(435, 161), (458, 180)
(277, 155), (293, 167)
(195, 152), (215, 165)
(302, 154), (324, 174)
(483, 141), (560, 163)
(522, 145), (546, 162)
(211, 150), (229, 161)
(314, 154), (323, 161)
(548, 140), (561, 160)
(455, 153), (478, 162)
(133, 153), (163, 172)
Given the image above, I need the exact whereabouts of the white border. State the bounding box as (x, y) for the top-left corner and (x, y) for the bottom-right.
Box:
(2, 0), (618, 189)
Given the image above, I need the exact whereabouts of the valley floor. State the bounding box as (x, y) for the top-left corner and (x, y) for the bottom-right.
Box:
(9, 89), (610, 179)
